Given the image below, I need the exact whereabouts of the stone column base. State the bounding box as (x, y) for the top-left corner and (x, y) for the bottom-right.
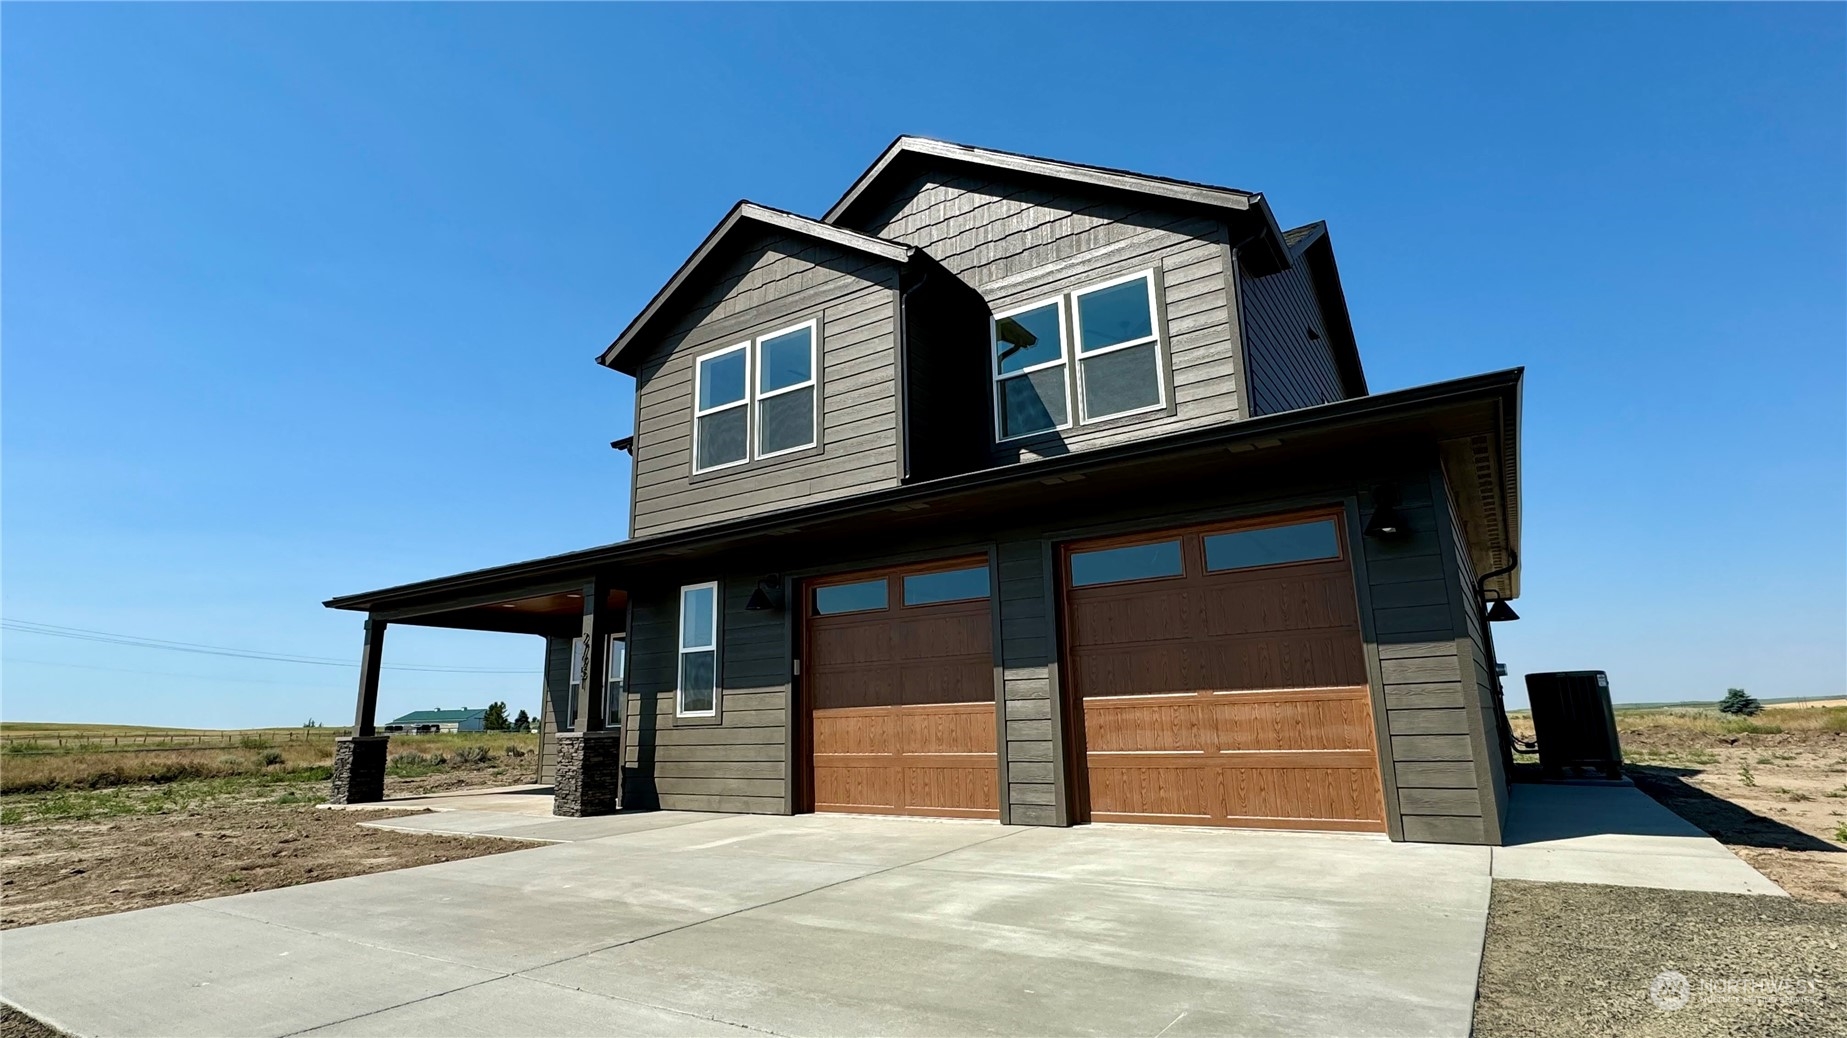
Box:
(554, 730), (623, 817)
(329, 735), (389, 804)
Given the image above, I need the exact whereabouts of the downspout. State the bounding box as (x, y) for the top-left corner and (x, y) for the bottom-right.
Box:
(1475, 550), (1534, 771)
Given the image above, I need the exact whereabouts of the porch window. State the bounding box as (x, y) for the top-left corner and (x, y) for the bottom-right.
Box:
(693, 345), (750, 472)
(677, 582), (718, 717)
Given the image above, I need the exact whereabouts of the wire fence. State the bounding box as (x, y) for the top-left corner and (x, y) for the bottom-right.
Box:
(0, 730), (352, 755)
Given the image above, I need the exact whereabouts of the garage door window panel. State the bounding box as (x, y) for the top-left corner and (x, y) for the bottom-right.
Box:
(814, 578), (889, 616)
(901, 565), (990, 606)
(1203, 519), (1342, 574)
(1069, 539), (1184, 588)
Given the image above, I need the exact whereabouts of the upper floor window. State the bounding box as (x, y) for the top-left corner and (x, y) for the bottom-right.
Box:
(990, 270), (1165, 443)
(692, 319), (818, 473)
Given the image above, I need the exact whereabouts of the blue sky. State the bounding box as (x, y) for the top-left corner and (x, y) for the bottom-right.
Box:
(4, 4), (1842, 727)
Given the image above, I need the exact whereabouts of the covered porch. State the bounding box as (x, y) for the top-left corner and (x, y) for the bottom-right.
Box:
(324, 576), (630, 817)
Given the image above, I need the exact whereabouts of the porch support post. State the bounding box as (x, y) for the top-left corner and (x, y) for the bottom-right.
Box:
(555, 575), (623, 817)
(330, 615), (389, 805)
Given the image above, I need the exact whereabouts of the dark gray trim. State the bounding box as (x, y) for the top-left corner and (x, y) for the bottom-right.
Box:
(351, 616), (386, 737)
(1223, 238), (1253, 421)
(601, 201), (913, 374)
(1342, 495), (1406, 842)
(1040, 539), (1071, 825)
(986, 543), (1010, 825)
(326, 369), (1523, 614)
(781, 572), (798, 816)
(892, 282), (911, 483)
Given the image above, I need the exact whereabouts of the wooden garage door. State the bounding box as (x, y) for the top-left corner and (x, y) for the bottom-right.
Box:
(1064, 511), (1386, 832)
(806, 559), (998, 819)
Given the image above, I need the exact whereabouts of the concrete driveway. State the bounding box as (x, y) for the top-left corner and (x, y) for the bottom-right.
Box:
(1, 812), (1491, 1037)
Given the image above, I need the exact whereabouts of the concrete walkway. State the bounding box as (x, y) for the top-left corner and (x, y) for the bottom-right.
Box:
(1, 813), (1492, 1037)
(1493, 783), (1786, 895)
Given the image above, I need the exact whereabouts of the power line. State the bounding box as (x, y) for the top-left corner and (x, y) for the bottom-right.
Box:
(0, 619), (533, 675)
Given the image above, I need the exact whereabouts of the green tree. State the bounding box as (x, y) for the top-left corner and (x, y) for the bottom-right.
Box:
(512, 709), (532, 733)
(482, 701), (512, 731)
(1718, 688), (1762, 717)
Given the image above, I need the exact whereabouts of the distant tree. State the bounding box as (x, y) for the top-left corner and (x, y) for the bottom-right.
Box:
(482, 701), (512, 731)
(302, 719), (322, 728)
(1718, 688), (1762, 716)
(512, 708), (532, 733)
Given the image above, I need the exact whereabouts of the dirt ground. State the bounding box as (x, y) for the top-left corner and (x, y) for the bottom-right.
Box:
(1511, 706), (1847, 902)
(0, 1006), (61, 1038)
(0, 766), (542, 931)
(1474, 880), (1845, 1038)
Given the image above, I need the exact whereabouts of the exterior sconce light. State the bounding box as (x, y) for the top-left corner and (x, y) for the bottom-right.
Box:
(1362, 485), (1408, 539)
(744, 576), (784, 613)
(1484, 598), (1520, 623)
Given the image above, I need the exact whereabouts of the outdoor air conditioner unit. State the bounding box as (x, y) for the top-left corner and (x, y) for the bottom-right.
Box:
(1524, 670), (1623, 781)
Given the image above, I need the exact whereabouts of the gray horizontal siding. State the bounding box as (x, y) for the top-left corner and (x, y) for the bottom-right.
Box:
(630, 229), (902, 538)
(997, 539), (1064, 825)
(1359, 471), (1500, 844)
(536, 635), (571, 784)
(620, 576), (790, 814)
(852, 170), (1245, 464)
(1240, 253), (1346, 416)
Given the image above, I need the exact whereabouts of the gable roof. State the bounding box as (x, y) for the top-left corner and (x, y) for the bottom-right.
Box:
(823, 136), (1293, 272)
(385, 708), (487, 725)
(1281, 221), (1366, 396)
(1282, 221), (1326, 252)
(598, 201), (915, 375)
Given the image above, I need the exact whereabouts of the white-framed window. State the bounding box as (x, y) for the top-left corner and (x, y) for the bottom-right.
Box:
(1072, 270), (1165, 422)
(690, 318), (819, 473)
(991, 296), (1071, 442)
(692, 343), (751, 473)
(990, 269), (1166, 441)
(676, 582), (719, 718)
(754, 319), (818, 459)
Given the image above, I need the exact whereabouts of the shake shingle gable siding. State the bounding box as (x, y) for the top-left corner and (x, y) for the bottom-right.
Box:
(845, 170), (1246, 464)
(630, 229), (904, 538)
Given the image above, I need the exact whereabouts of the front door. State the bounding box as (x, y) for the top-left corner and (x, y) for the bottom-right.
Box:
(805, 559), (998, 819)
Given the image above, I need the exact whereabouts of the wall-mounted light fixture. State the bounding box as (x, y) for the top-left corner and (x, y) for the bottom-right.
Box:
(1484, 598), (1520, 623)
(744, 576), (784, 613)
(1362, 485), (1409, 539)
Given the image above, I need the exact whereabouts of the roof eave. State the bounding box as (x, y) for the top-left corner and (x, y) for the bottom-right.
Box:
(823, 136), (1288, 266)
(596, 202), (914, 375)
(326, 368), (1522, 614)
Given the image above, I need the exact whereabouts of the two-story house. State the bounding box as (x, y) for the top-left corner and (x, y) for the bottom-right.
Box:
(326, 138), (1524, 846)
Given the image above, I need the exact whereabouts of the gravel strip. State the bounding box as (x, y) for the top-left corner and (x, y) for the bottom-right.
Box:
(1475, 879), (1845, 1037)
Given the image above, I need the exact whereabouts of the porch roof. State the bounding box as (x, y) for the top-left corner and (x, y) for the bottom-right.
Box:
(324, 367), (1522, 628)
